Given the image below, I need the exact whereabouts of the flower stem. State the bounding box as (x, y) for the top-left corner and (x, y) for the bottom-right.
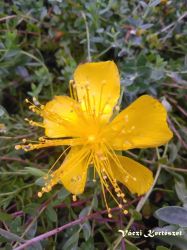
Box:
(13, 198), (139, 250)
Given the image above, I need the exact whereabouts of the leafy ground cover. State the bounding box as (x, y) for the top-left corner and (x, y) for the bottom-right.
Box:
(0, 0), (187, 249)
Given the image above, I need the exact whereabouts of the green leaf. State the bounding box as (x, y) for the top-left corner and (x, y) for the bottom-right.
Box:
(156, 246), (170, 250)
(82, 221), (91, 241)
(35, 177), (45, 186)
(126, 241), (140, 250)
(149, 0), (161, 7)
(0, 212), (12, 221)
(24, 167), (45, 177)
(154, 225), (187, 250)
(131, 210), (142, 221)
(24, 203), (40, 216)
(62, 231), (79, 250)
(174, 175), (187, 205)
(80, 237), (95, 250)
(0, 228), (25, 243)
(57, 188), (70, 201)
(151, 69), (164, 81)
(155, 206), (187, 227)
(27, 242), (43, 250)
(92, 194), (98, 210)
(79, 206), (91, 218)
(0, 105), (5, 116)
(46, 205), (57, 222)
(25, 220), (37, 239)
(168, 143), (179, 163)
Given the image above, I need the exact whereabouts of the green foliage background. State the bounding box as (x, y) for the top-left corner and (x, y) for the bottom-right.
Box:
(0, 0), (187, 249)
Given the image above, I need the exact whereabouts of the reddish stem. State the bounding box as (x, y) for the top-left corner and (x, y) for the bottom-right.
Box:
(14, 198), (139, 250)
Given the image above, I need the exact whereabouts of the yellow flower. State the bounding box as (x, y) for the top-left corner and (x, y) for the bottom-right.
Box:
(16, 61), (173, 217)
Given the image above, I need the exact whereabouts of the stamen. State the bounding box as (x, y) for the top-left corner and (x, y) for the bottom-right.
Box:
(15, 138), (83, 152)
(25, 98), (43, 115)
(25, 118), (44, 128)
(46, 146), (71, 175)
(93, 157), (110, 214)
(93, 155), (125, 216)
(104, 143), (135, 182)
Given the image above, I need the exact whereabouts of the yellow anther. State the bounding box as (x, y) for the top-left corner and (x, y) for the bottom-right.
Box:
(72, 195), (77, 202)
(123, 210), (128, 215)
(119, 204), (123, 209)
(42, 187), (47, 192)
(115, 105), (120, 111)
(46, 185), (52, 192)
(108, 213), (112, 218)
(22, 138), (27, 143)
(69, 80), (74, 85)
(15, 145), (21, 150)
(39, 137), (45, 142)
(38, 192), (43, 198)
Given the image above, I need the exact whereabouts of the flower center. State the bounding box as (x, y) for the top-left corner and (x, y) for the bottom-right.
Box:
(88, 135), (96, 142)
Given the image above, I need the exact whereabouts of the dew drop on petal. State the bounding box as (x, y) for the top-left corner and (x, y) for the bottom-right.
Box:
(124, 115), (129, 122)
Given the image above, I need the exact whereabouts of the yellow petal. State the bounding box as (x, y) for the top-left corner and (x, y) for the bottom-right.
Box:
(110, 155), (153, 195)
(74, 61), (120, 120)
(107, 95), (173, 150)
(42, 96), (84, 138)
(55, 146), (90, 195)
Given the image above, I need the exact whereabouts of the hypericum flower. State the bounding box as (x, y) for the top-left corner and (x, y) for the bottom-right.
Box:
(16, 61), (173, 217)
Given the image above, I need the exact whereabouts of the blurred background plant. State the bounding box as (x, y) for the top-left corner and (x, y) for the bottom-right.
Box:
(0, 0), (187, 249)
